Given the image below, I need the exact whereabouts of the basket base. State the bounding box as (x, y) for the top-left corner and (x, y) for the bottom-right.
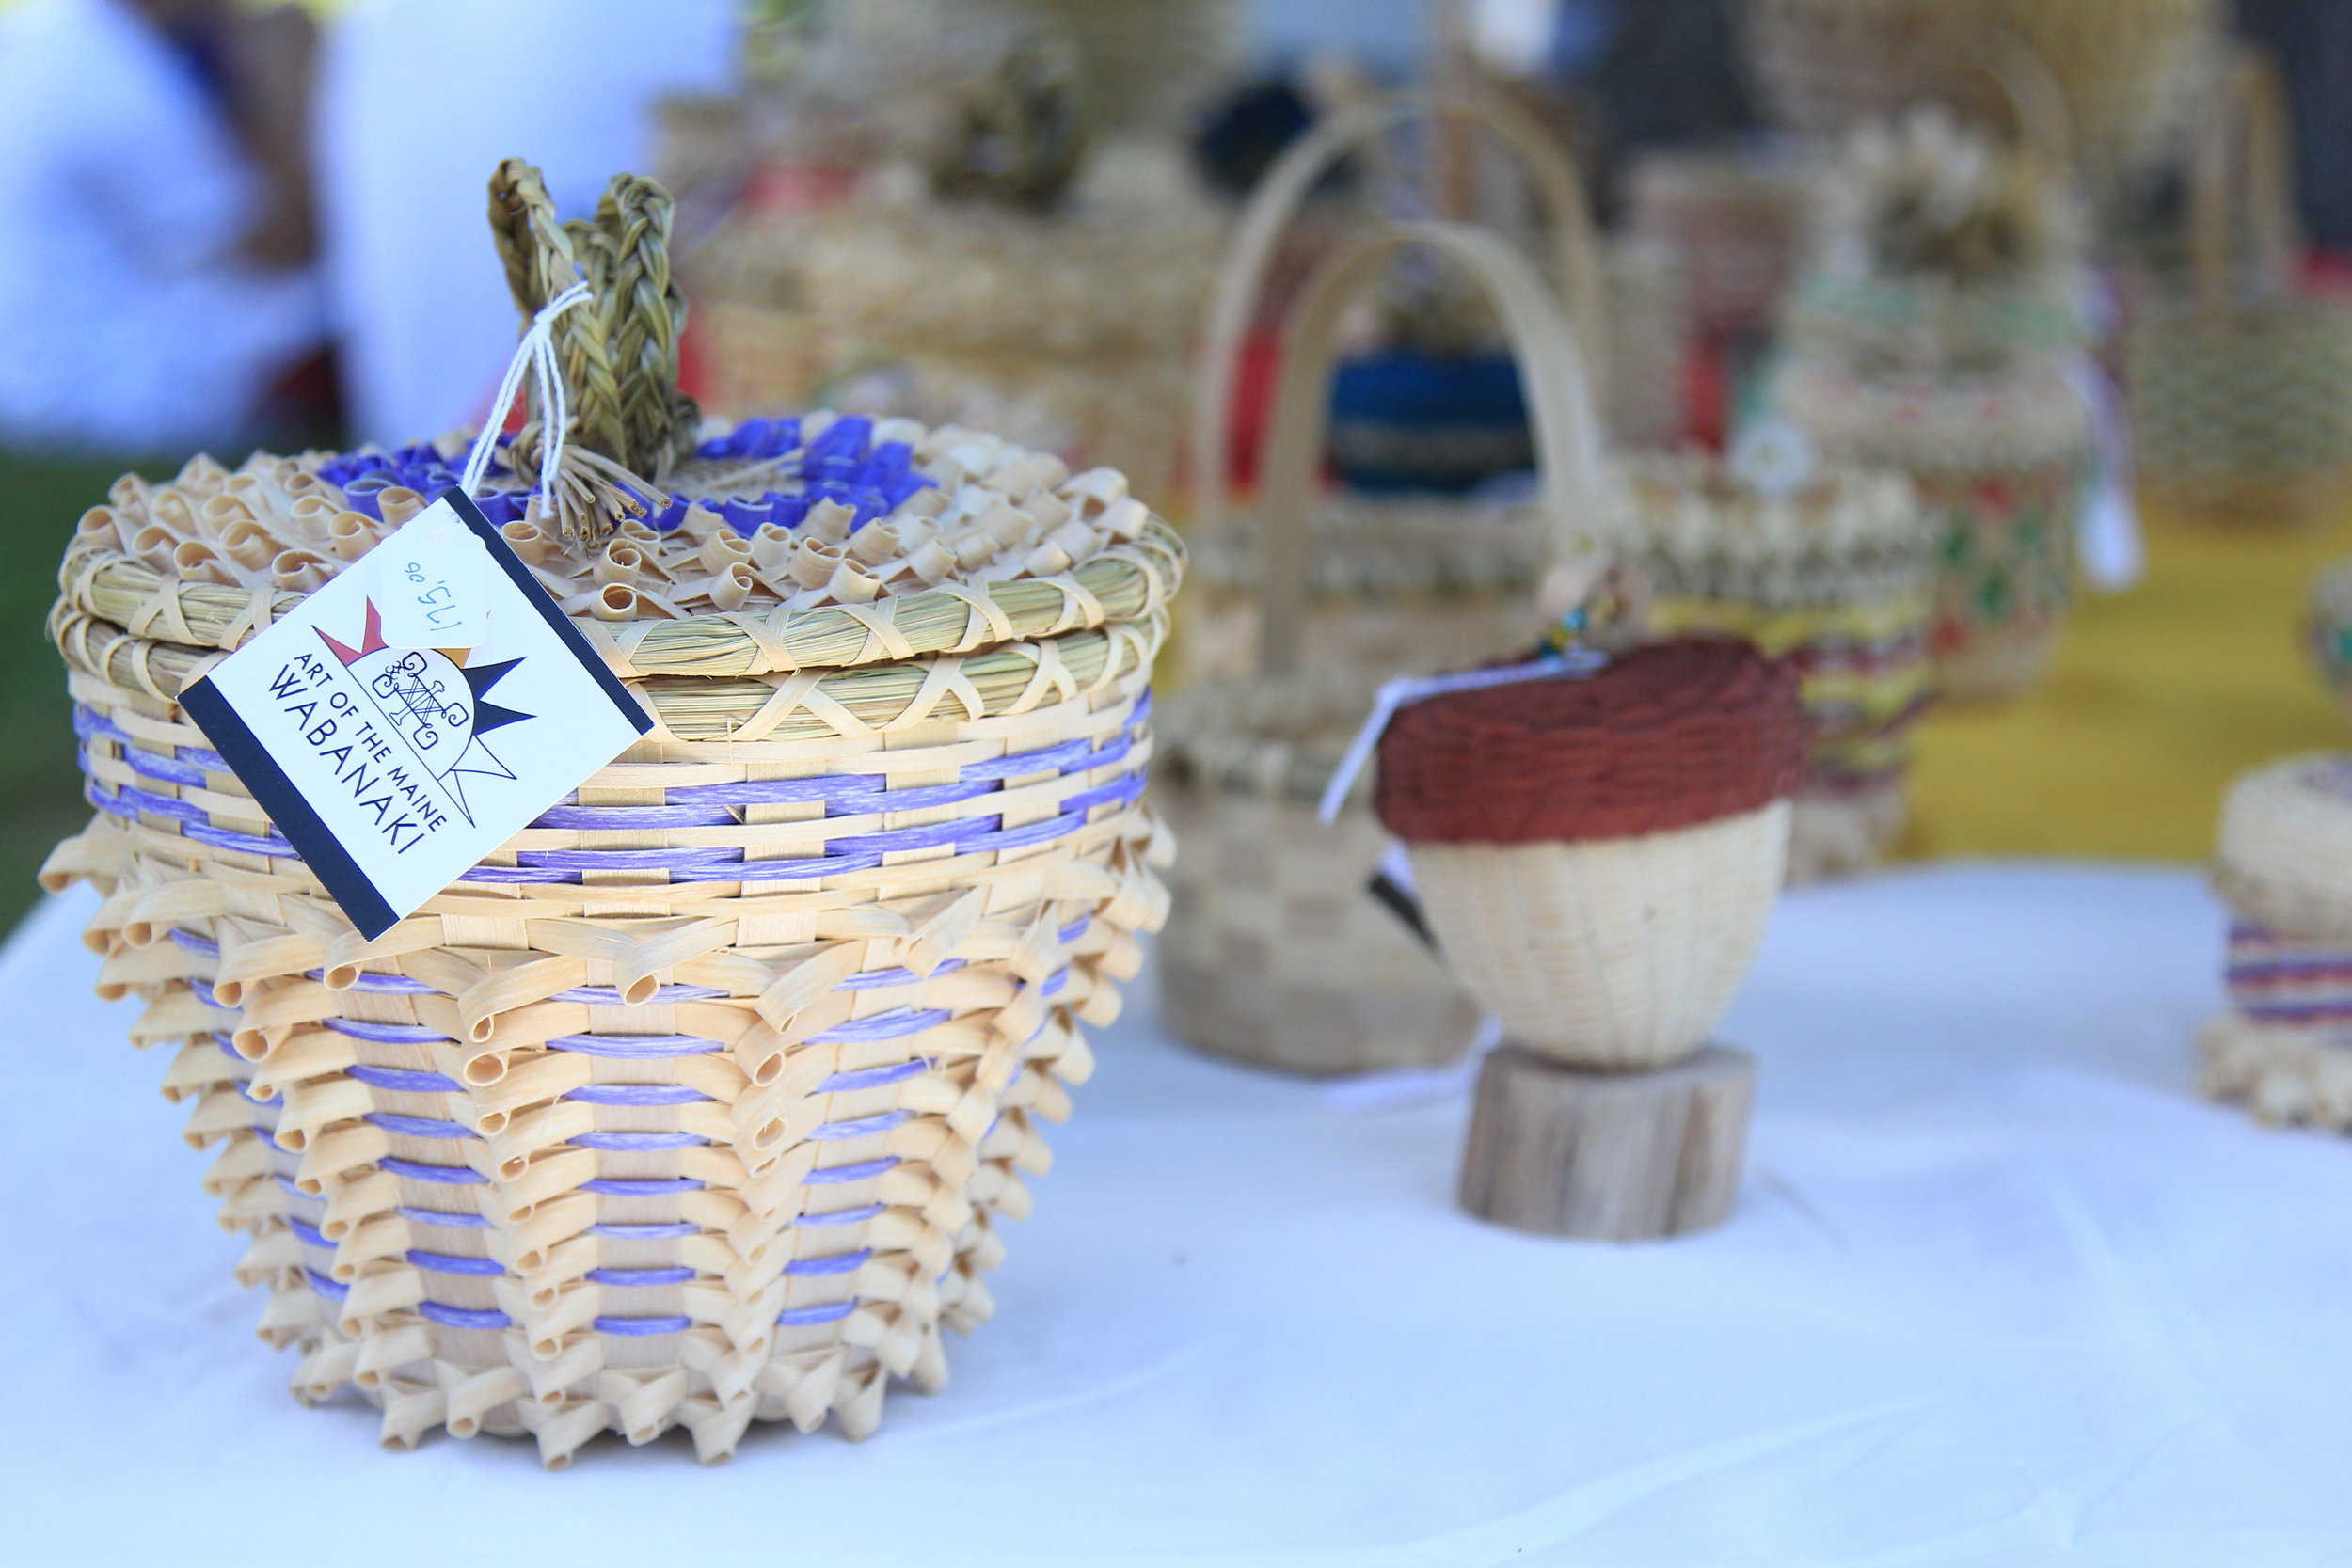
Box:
(1159, 956), (1481, 1076)
(1934, 624), (2061, 705)
(2198, 1011), (2352, 1132)
(1788, 779), (1909, 884)
(1458, 1042), (1756, 1241)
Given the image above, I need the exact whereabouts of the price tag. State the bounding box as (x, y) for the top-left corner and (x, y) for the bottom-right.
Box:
(180, 492), (653, 940)
(370, 499), (492, 648)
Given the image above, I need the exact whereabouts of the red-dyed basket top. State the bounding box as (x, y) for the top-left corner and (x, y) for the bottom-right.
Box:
(1375, 638), (1808, 845)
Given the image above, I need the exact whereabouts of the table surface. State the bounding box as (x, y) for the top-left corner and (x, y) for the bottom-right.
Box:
(7, 864), (2350, 1566)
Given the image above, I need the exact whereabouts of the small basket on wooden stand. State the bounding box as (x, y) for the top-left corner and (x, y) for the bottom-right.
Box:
(1374, 639), (1807, 1239)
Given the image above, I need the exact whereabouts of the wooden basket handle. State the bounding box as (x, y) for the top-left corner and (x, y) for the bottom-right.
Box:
(1254, 221), (1610, 677)
(1927, 28), (2074, 172)
(2189, 45), (2301, 320)
(1190, 87), (1608, 537)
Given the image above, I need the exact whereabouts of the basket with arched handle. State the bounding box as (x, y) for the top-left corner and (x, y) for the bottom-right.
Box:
(2130, 48), (2352, 524)
(1741, 0), (2223, 205)
(1180, 89), (1684, 688)
(1157, 218), (1615, 1075)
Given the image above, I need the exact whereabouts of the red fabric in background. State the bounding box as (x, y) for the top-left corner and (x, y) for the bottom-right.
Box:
(1375, 638), (1807, 846)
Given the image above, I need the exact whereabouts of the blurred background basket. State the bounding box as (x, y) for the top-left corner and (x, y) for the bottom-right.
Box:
(1741, 0), (2225, 212)
(1598, 453), (1933, 879)
(1771, 59), (2096, 705)
(2129, 49), (2352, 525)
(1182, 87), (1633, 689)
(1160, 219), (1613, 1076)
(2201, 755), (2352, 1130)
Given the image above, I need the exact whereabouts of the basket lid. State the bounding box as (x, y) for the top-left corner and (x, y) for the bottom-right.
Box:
(1374, 637), (1806, 846)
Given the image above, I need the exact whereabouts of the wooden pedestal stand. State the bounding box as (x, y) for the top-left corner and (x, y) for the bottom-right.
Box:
(1459, 1042), (1757, 1241)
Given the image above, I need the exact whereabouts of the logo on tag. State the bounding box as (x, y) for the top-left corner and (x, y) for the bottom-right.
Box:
(180, 492), (654, 940)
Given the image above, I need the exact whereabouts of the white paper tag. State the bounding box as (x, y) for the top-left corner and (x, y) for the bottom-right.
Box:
(181, 493), (653, 940)
(370, 499), (493, 648)
(1728, 419), (1819, 499)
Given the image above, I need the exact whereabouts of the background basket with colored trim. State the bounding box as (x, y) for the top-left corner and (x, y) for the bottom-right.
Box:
(1182, 88), (1659, 689)
(1160, 219), (1616, 1076)
(37, 164), (1184, 1466)
(1597, 454), (1933, 879)
(2128, 51), (2352, 525)
(2201, 756), (2352, 1131)
(1740, 0), (2223, 210)
(1768, 62), (2095, 705)
(1773, 356), (2090, 703)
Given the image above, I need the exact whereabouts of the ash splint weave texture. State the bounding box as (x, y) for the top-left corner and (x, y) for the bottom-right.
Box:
(34, 160), (1186, 1466)
(1374, 640), (1808, 847)
(1374, 641), (1806, 1067)
(2200, 754), (2352, 1130)
(1590, 458), (1935, 878)
(44, 543), (1177, 1464)
(1159, 217), (1614, 1077)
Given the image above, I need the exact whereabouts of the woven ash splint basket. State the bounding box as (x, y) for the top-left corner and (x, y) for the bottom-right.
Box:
(38, 164), (1184, 1466)
(1160, 218), (1617, 1075)
(2201, 757), (2352, 1131)
(1741, 0), (2222, 205)
(2129, 51), (2352, 525)
(1375, 640), (1807, 1069)
(1597, 455), (1933, 880)
(1772, 71), (2096, 706)
(1181, 87), (1669, 690)
(2307, 562), (2352, 721)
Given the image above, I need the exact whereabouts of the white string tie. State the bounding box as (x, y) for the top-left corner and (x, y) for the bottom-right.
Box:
(459, 280), (596, 502)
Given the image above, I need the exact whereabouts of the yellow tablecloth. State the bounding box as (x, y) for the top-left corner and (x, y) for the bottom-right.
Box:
(1903, 503), (2352, 863)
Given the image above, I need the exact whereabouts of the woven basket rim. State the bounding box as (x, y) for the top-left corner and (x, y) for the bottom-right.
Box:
(52, 596), (1168, 751)
(57, 516), (1184, 677)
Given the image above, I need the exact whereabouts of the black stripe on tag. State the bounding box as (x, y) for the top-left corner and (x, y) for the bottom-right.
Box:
(179, 674), (401, 941)
(444, 490), (654, 735)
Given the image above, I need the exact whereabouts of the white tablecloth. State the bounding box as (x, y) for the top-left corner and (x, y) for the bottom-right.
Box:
(7, 864), (2349, 1565)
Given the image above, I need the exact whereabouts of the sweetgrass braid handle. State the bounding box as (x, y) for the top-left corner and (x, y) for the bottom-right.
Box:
(1188, 87), (1610, 538)
(487, 157), (698, 479)
(2189, 45), (2301, 320)
(1254, 220), (1610, 677)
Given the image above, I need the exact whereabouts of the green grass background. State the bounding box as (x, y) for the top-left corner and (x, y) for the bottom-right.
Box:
(0, 451), (162, 934)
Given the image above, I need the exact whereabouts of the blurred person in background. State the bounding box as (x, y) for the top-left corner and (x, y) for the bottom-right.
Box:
(0, 0), (328, 457)
(319, 0), (733, 447)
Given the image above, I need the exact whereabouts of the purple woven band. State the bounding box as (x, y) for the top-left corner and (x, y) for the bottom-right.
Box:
(77, 692), (1151, 888)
